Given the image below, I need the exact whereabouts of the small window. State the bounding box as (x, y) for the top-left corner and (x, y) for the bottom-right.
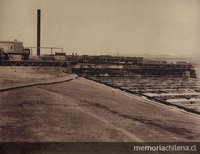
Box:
(9, 44), (14, 51)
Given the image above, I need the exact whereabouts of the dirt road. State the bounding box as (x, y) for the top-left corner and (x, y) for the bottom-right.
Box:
(0, 67), (200, 142)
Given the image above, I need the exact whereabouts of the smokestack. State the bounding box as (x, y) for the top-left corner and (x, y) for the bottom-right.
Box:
(37, 9), (41, 56)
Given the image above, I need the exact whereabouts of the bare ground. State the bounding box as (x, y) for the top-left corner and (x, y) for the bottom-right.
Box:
(0, 66), (200, 142)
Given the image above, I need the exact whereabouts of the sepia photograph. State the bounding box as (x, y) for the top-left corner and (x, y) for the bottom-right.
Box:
(0, 0), (200, 153)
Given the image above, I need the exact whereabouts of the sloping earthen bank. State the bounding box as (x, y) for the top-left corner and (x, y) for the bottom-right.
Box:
(0, 66), (200, 143)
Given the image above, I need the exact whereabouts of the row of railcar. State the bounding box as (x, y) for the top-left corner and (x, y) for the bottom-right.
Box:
(65, 54), (144, 64)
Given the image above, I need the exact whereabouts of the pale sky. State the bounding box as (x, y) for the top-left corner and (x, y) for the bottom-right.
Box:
(0, 0), (200, 56)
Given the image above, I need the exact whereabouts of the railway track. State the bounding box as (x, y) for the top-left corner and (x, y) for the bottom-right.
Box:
(2, 60), (68, 67)
(1, 59), (197, 78)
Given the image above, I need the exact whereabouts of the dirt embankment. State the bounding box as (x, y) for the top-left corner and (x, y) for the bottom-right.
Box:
(0, 66), (68, 88)
(0, 66), (200, 142)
